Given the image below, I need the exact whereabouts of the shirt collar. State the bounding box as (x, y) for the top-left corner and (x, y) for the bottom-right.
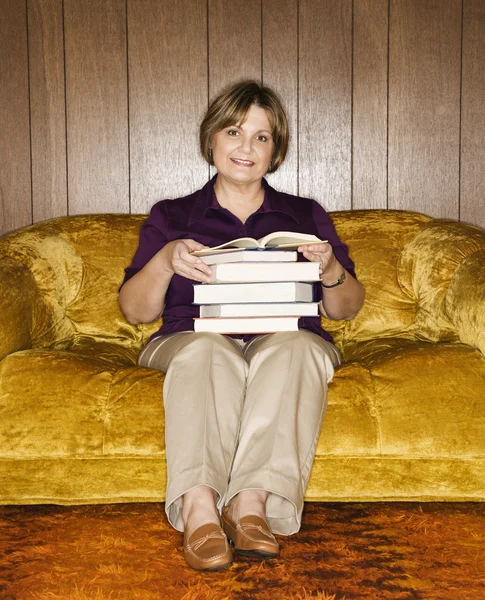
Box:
(188, 174), (301, 226)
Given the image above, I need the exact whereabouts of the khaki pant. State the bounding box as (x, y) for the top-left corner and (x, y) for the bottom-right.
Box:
(138, 330), (341, 535)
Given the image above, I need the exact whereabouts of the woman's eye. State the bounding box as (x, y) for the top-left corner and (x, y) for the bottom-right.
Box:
(227, 129), (239, 136)
(257, 135), (268, 142)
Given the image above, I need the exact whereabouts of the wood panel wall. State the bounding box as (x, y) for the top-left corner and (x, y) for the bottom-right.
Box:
(1, 0), (484, 236)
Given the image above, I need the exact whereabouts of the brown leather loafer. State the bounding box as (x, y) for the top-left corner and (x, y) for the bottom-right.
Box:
(221, 507), (279, 558)
(183, 522), (233, 571)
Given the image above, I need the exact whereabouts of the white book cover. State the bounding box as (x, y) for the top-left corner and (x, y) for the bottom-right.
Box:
(199, 302), (319, 318)
(200, 249), (297, 265)
(194, 316), (299, 334)
(193, 282), (314, 304)
(209, 261), (320, 283)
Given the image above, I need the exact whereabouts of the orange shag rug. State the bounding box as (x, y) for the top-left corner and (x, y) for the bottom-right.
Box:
(0, 502), (484, 600)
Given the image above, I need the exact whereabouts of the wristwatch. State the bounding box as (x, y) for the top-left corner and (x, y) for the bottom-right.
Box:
(321, 271), (346, 288)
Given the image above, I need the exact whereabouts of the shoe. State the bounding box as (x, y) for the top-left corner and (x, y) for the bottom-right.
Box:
(221, 507), (280, 558)
(183, 522), (233, 571)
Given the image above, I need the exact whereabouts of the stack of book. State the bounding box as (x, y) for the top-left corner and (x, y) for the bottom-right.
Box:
(192, 231), (325, 334)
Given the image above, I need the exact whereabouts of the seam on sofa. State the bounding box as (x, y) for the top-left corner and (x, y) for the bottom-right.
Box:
(395, 223), (424, 302)
(0, 497), (166, 505)
(360, 361), (382, 454)
(100, 368), (116, 456)
(444, 248), (484, 322)
(3, 454), (484, 461)
(0, 455), (167, 461)
(311, 455), (485, 460)
(61, 235), (86, 311)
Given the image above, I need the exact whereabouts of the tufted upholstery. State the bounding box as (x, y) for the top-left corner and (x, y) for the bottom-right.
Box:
(0, 210), (484, 505)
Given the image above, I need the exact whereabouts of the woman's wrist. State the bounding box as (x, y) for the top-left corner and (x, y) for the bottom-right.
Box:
(320, 260), (345, 287)
(155, 245), (176, 277)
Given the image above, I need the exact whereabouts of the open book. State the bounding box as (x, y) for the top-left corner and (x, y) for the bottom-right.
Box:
(192, 231), (326, 256)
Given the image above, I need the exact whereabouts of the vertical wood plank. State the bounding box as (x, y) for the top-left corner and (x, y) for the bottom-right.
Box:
(28, 0), (67, 222)
(128, 0), (208, 214)
(353, 0), (388, 209)
(299, 0), (353, 211)
(64, 0), (129, 214)
(209, 0), (261, 99)
(460, 0), (485, 229)
(262, 0), (298, 196)
(388, 0), (462, 219)
(0, 0), (31, 235)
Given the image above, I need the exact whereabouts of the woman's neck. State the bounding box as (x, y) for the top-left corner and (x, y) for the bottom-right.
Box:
(214, 176), (264, 220)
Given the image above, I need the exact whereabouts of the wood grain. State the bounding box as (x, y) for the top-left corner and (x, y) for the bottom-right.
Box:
(128, 0), (208, 213)
(388, 0), (461, 219)
(64, 0), (129, 214)
(2, 1), (485, 236)
(28, 0), (67, 222)
(208, 0), (261, 99)
(0, 0), (31, 234)
(128, 0), (208, 214)
(262, 0), (298, 197)
(299, 0), (353, 211)
(460, 0), (485, 229)
(353, 0), (388, 209)
(207, 0), (262, 181)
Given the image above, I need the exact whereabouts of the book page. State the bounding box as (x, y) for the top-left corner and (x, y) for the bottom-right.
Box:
(192, 231), (327, 256)
(258, 231), (324, 248)
(192, 237), (260, 256)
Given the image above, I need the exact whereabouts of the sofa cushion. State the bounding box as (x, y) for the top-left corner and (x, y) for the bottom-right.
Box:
(0, 344), (164, 459)
(1, 336), (483, 504)
(336, 338), (485, 457)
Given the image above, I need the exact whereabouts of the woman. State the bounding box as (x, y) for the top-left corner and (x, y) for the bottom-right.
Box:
(119, 81), (365, 571)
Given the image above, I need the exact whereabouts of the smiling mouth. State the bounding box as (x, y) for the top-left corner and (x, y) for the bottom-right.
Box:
(230, 158), (254, 166)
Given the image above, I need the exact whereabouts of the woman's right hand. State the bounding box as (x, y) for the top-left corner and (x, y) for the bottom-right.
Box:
(161, 239), (213, 283)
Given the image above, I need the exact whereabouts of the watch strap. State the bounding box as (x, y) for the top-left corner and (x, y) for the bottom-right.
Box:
(321, 271), (346, 288)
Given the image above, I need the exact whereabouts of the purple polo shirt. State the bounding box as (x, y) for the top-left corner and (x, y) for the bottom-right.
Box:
(122, 175), (356, 344)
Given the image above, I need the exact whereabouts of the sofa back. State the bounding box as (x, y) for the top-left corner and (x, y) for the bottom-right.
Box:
(1, 210), (484, 354)
(0, 215), (158, 350)
(327, 210), (485, 354)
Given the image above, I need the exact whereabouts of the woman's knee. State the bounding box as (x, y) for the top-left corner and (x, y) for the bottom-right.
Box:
(168, 333), (248, 375)
(256, 330), (322, 354)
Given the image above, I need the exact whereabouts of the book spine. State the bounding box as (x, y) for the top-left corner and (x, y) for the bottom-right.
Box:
(199, 302), (319, 318)
(194, 316), (300, 334)
(193, 282), (314, 304)
(209, 262), (320, 283)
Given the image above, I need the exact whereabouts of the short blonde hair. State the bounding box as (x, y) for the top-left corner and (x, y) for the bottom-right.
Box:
(200, 80), (289, 173)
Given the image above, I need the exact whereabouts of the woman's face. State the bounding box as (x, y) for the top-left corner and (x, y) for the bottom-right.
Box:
(211, 104), (274, 187)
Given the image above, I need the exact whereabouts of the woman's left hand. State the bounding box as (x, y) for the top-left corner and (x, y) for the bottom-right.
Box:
(298, 243), (338, 281)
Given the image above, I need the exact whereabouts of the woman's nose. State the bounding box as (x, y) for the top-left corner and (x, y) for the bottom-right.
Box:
(239, 135), (253, 154)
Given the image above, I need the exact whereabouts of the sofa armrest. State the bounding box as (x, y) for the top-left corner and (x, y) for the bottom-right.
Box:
(398, 220), (485, 347)
(0, 259), (40, 360)
(446, 249), (485, 356)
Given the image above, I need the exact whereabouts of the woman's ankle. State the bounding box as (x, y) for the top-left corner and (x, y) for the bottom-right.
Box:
(182, 485), (220, 534)
(226, 489), (269, 522)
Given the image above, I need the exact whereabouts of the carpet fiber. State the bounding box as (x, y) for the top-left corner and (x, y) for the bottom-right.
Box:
(1, 502), (484, 599)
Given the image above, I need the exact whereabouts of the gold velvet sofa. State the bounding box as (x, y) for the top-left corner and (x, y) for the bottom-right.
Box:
(1, 210), (484, 506)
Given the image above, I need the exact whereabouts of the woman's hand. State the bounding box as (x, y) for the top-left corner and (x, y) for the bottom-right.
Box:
(298, 242), (365, 320)
(298, 242), (340, 283)
(161, 239), (213, 283)
(119, 238), (212, 325)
